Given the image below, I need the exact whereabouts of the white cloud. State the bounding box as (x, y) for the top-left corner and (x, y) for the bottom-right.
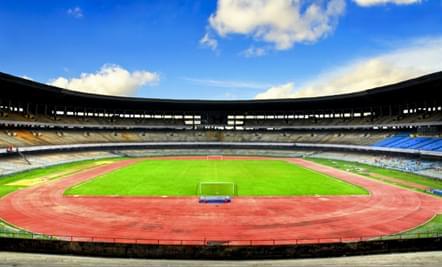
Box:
(254, 37), (442, 99)
(49, 64), (159, 96)
(183, 77), (271, 90)
(199, 33), (218, 50)
(67, 6), (83, 18)
(223, 92), (239, 99)
(20, 75), (33, 81)
(241, 46), (267, 57)
(255, 82), (295, 99)
(205, 0), (345, 50)
(353, 0), (421, 7)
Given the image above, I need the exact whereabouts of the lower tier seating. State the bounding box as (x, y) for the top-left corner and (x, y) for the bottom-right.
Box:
(0, 129), (391, 148)
(373, 136), (442, 152)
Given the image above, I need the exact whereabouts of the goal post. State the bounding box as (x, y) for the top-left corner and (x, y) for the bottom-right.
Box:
(197, 182), (237, 197)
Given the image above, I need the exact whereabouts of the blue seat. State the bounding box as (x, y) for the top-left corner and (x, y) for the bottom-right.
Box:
(373, 136), (406, 147)
(412, 138), (439, 149)
(420, 140), (442, 151)
(384, 137), (410, 147)
(373, 136), (442, 151)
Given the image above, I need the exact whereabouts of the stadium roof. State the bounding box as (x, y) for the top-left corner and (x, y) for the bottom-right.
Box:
(0, 71), (441, 114)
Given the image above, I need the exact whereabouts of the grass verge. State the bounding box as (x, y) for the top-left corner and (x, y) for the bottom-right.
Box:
(0, 158), (123, 198)
(0, 219), (50, 239)
(306, 158), (442, 192)
(381, 215), (442, 240)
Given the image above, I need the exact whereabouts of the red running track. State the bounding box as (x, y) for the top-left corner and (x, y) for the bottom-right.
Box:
(0, 157), (441, 245)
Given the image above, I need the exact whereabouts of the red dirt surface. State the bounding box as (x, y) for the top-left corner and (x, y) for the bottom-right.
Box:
(0, 156), (441, 245)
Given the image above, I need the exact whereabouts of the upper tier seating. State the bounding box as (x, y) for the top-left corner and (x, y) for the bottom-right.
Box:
(1, 110), (441, 129)
(242, 111), (442, 128)
(0, 112), (187, 128)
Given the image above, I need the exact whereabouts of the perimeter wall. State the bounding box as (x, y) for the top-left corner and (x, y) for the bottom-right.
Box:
(0, 237), (441, 259)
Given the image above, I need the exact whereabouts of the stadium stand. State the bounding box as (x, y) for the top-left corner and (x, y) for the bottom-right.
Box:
(0, 129), (392, 148)
(0, 151), (116, 176)
(373, 135), (442, 151)
(307, 151), (442, 179)
(0, 71), (441, 171)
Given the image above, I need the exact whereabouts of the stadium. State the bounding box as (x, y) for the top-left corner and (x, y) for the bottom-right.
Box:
(0, 71), (441, 260)
(1, 1), (442, 265)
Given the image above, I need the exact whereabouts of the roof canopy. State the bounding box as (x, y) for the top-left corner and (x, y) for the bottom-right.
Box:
(0, 71), (441, 114)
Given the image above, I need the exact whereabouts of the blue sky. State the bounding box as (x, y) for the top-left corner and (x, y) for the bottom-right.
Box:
(0, 0), (441, 99)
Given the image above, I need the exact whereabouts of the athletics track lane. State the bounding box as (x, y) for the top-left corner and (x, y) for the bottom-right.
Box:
(0, 157), (441, 245)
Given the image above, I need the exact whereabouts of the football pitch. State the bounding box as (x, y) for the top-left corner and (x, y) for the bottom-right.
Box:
(65, 159), (368, 196)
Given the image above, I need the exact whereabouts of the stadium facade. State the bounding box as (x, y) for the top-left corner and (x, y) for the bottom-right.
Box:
(0, 71), (441, 175)
(0, 71), (441, 259)
(1, 71), (441, 130)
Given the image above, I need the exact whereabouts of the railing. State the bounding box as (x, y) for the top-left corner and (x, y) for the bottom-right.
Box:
(2, 141), (441, 158)
(1, 231), (441, 246)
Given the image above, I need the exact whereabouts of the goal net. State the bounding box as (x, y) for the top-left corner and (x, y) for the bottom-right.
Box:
(197, 182), (237, 197)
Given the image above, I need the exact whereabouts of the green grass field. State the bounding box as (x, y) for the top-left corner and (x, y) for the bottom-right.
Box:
(402, 215), (442, 235)
(0, 219), (50, 240)
(307, 158), (442, 191)
(65, 159), (368, 196)
(0, 158), (122, 198)
(381, 215), (442, 239)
